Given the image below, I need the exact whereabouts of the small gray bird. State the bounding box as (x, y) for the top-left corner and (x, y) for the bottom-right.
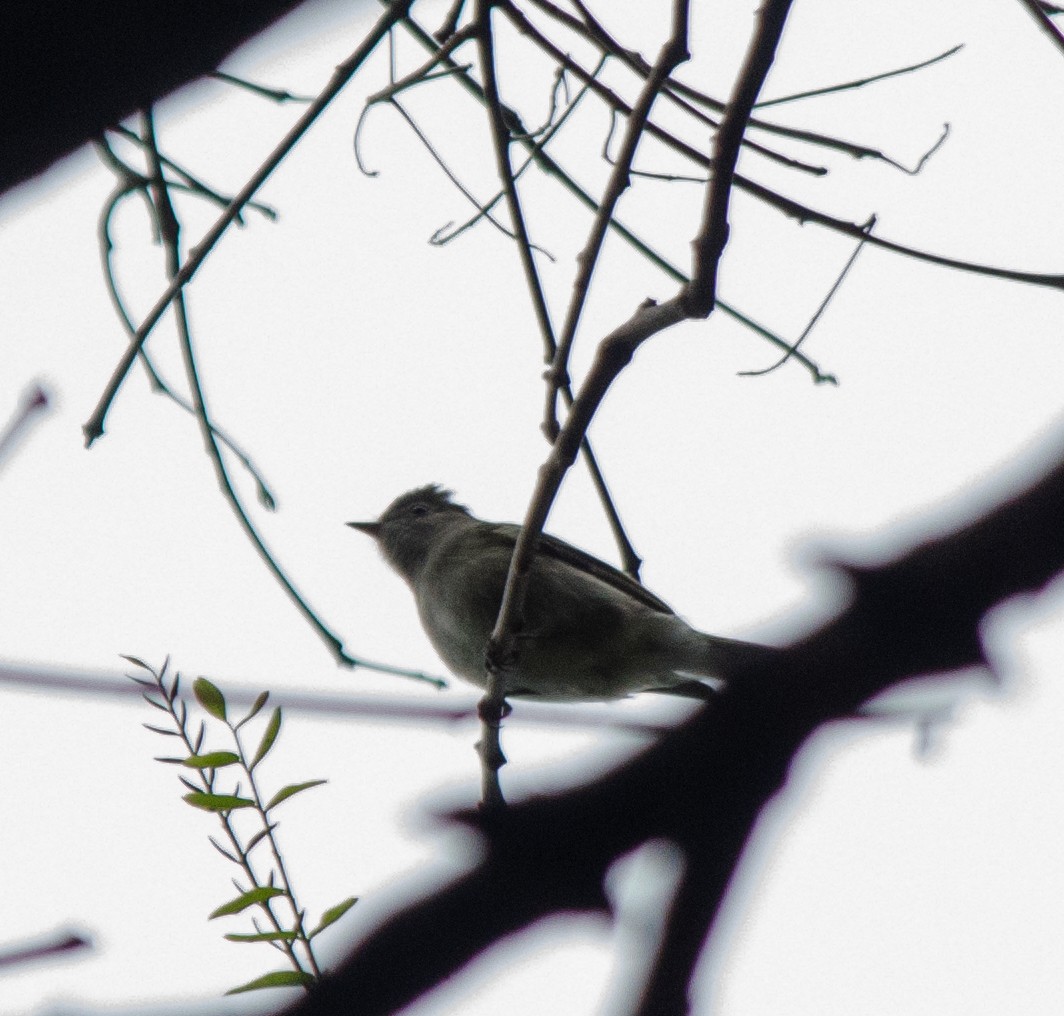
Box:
(349, 485), (774, 702)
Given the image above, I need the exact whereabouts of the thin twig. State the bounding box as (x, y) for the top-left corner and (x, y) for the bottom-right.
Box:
(509, 2), (828, 177)
(687, 0), (794, 316)
(110, 125), (278, 221)
(430, 54), (604, 248)
(136, 109), (441, 684)
(395, 7), (835, 386)
(543, 4), (691, 436)
(754, 44), (964, 108)
(95, 140), (279, 508)
(740, 216), (875, 377)
(524, 0), (932, 173)
(211, 70), (314, 104)
(83, 0), (414, 447)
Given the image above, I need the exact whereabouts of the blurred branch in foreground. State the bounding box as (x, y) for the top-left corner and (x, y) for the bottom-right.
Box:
(0, 383), (50, 470)
(0, 929), (92, 971)
(285, 424), (1064, 1016)
(0, 662), (670, 735)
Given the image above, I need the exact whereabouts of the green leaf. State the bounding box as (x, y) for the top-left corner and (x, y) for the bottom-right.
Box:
(183, 792), (255, 812)
(265, 779), (326, 811)
(223, 930), (298, 943)
(251, 708), (282, 769)
(309, 896), (358, 938)
(182, 751), (241, 769)
(209, 886), (285, 919)
(236, 690), (270, 729)
(194, 677), (227, 721)
(225, 970), (314, 995)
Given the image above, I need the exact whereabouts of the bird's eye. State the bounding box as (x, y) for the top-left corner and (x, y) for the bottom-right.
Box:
(410, 502), (429, 517)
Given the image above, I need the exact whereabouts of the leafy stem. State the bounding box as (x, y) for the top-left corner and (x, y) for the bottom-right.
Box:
(125, 656), (356, 996)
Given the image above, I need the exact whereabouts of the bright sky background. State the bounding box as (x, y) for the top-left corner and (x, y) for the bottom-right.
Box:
(3, 2), (1064, 1014)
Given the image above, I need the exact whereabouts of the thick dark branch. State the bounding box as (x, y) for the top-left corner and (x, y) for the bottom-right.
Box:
(286, 425), (1064, 1016)
(1, 2), (304, 195)
(1018, 0), (1064, 53)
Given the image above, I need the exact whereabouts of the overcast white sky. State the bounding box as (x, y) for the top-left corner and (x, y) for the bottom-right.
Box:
(3, 2), (1064, 1014)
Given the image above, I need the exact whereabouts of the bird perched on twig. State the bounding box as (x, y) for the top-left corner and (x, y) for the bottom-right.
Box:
(349, 485), (775, 702)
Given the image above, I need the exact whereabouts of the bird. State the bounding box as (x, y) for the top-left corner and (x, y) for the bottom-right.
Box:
(348, 485), (774, 702)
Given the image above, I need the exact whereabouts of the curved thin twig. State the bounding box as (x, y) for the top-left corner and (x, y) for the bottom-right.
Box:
(83, 0), (414, 447)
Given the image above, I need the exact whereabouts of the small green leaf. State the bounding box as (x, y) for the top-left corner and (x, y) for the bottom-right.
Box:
(223, 930), (297, 943)
(225, 970), (314, 995)
(183, 792), (255, 812)
(251, 708), (282, 769)
(194, 677), (227, 721)
(209, 886), (285, 919)
(236, 690), (270, 729)
(265, 779), (326, 811)
(182, 751), (241, 769)
(309, 896), (358, 938)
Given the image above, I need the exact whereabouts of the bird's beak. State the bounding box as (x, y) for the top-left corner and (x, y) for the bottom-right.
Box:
(346, 521), (381, 538)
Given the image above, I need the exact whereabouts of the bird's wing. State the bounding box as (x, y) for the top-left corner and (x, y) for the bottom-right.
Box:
(487, 523), (675, 615)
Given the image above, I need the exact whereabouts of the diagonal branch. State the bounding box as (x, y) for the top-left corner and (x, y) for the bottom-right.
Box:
(543, 0), (692, 437)
(686, 0), (794, 315)
(1017, 0), (1064, 54)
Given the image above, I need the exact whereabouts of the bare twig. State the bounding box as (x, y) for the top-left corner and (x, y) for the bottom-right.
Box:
(687, 0), (794, 316)
(396, 10), (835, 384)
(543, 2), (692, 435)
(754, 44), (964, 108)
(133, 109), (441, 685)
(524, 0), (933, 173)
(95, 139), (279, 507)
(211, 69), (314, 104)
(740, 216), (875, 377)
(83, 0), (413, 447)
